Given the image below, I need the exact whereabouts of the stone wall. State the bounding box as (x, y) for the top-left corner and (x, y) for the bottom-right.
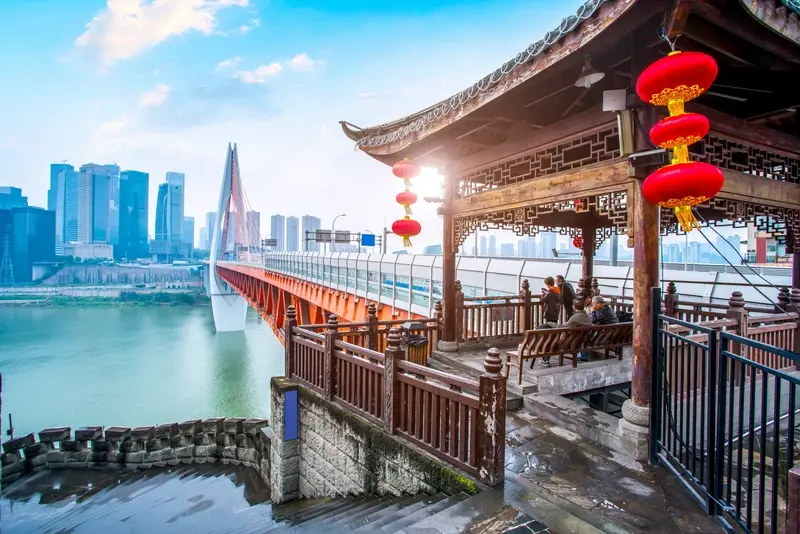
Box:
(1, 418), (270, 486)
(269, 377), (479, 503)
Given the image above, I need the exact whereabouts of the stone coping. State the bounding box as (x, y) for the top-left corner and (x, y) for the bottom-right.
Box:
(1, 418), (270, 486)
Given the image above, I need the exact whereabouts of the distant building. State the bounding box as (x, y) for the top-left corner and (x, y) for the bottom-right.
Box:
(247, 211), (261, 244)
(500, 243), (515, 257)
(286, 216), (299, 251)
(166, 172), (185, 244)
(270, 214), (286, 251)
(423, 244), (442, 255)
(48, 164), (73, 212)
(0, 187), (28, 210)
(77, 164), (118, 246)
(63, 242), (114, 261)
(198, 227), (208, 251)
(55, 168), (80, 255)
(183, 217), (195, 252)
(302, 215), (321, 252)
(151, 173), (187, 262)
(0, 207), (56, 283)
(488, 235), (497, 256)
(119, 170), (149, 260)
(205, 212), (217, 250)
(479, 235), (487, 256)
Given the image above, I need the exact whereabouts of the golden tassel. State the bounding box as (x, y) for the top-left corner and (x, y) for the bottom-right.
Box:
(673, 205), (700, 233)
(404, 205), (412, 216)
(402, 237), (412, 248)
(672, 145), (689, 165)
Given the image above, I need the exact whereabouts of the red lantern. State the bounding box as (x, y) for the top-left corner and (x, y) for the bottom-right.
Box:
(392, 158), (421, 189)
(573, 236), (583, 249)
(642, 162), (724, 231)
(635, 50), (723, 232)
(396, 191), (417, 216)
(392, 217), (421, 248)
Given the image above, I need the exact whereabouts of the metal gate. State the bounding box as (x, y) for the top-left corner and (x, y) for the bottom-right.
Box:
(651, 288), (800, 534)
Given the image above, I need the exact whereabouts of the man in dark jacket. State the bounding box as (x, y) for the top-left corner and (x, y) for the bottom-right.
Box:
(591, 296), (618, 325)
(555, 275), (576, 319)
(541, 276), (561, 324)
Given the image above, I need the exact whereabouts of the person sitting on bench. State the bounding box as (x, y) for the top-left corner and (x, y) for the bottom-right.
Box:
(591, 296), (618, 325)
(566, 299), (592, 362)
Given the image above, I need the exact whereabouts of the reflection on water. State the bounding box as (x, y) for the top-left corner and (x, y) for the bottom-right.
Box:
(0, 465), (276, 534)
(0, 306), (284, 436)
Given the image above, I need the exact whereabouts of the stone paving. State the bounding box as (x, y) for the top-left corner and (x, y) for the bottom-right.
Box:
(502, 410), (725, 533)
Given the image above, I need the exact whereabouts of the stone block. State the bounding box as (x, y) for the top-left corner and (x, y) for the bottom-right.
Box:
(220, 446), (236, 459)
(89, 452), (108, 464)
(2, 433), (35, 454)
(65, 450), (91, 464)
(145, 439), (163, 452)
(194, 456), (208, 464)
(280, 455), (299, 476)
(140, 462), (153, 469)
(154, 461), (167, 468)
(169, 435), (185, 448)
(120, 440), (142, 453)
(39, 427), (71, 442)
(206, 457), (218, 464)
(107, 451), (123, 463)
(126, 451), (146, 463)
(194, 434), (212, 446)
(2, 472), (22, 484)
(91, 439), (110, 452)
(30, 453), (48, 468)
(154, 423), (179, 439)
(1, 452), (21, 466)
(230, 459), (241, 466)
(242, 418), (269, 436)
(235, 434), (256, 449)
(124, 463), (139, 471)
(75, 426), (103, 441)
(60, 440), (85, 452)
(178, 420), (201, 435)
(143, 450), (162, 463)
(131, 426), (155, 441)
(167, 458), (180, 466)
(194, 445), (210, 458)
(105, 427), (131, 442)
(215, 433), (234, 448)
(106, 462), (120, 470)
(23, 442), (50, 459)
(45, 451), (66, 464)
(175, 446), (194, 459)
(223, 418), (245, 434)
(201, 418), (224, 434)
(2, 460), (26, 477)
(160, 448), (176, 462)
(236, 448), (257, 463)
(180, 457), (194, 465)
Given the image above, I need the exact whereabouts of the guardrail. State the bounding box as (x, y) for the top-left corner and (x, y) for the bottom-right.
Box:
(284, 307), (505, 486)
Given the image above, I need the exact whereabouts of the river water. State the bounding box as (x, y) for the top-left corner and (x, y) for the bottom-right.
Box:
(0, 306), (284, 437)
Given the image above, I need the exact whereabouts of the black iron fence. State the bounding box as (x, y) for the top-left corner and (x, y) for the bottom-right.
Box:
(651, 288), (800, 534)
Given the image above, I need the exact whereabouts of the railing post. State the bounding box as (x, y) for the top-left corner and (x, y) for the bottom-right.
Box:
(649, 287), (661, 464)
(663, 281), (677, 317)
(777, 286), (791, 314)
(520, 279), (532, 331)
(366, 303), (378, 351)
(284, 305), (297, 378)
(725, 291), (748, 356)
(384, 328), (404, 435)
(591, 277), (600, 296)
(454, 281), (464, 343)
(433, 300), (443, 347)
(477, 348), (506, 486)
(324, 314), (339, 400)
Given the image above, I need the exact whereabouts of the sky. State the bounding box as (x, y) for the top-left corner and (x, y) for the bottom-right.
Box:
(0, 0), (743, 253)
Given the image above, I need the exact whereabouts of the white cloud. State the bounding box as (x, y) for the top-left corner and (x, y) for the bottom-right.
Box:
(287, 53), (317, 72)
(239, 18), (260, 33)
(138, 84), (171, 107)
(75, 0), (251, 67)
(99, 114), (131, 134)
(216, 56), (242, 69)
(234, 63), (282, 84)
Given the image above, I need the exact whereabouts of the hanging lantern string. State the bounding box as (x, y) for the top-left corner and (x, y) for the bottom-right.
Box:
(404, 204), (412, 216)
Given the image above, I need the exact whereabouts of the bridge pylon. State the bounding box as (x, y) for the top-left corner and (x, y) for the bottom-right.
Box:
(208, 143), (259, 332)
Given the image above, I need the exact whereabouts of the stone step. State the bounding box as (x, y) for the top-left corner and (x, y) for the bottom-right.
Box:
(286, 495), (372, 525)
(270, 496), (335, 523)
(323, 495), (411, 529)
(393, 486), (508, 534)
(371, 491), (470, 533)
(346, 493), (437, 530)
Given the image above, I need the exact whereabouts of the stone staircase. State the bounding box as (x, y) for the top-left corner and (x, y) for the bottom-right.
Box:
(257, 489), (542, 533)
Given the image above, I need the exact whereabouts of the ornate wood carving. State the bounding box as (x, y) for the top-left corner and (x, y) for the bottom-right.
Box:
(691, 133), (799, 185)
(456, 125), (621, 198)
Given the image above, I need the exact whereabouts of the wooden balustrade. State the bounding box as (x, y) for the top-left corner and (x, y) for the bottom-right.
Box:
(283, 306), (505, 486)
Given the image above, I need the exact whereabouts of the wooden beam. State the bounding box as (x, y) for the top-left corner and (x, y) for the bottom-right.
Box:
(682, 16), (786, 68)
(720, 170), (800, 211)
(664, 0), (696, 38)
(451, 160), (632, 217)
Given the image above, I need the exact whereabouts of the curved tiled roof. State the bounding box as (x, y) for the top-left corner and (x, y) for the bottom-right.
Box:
(340, 0), (613, 150)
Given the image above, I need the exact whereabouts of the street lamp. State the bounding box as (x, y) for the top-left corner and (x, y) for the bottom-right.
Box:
(331, 213), (346, 254)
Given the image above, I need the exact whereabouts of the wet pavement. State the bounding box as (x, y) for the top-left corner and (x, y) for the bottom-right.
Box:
(502, 411), (725, 533)
(1, 464), (276, 533)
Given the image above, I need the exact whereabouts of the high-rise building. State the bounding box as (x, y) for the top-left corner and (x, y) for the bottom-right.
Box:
(487, 235), (497, 256)
(76, 164), (118, 248)
(55, 168), (79, 255)
(166, 172), (185, 243)
(0, 187), (28, 210)
(199, 227), (208, 251)
(151, 174), (188, 261)
(286, 216), (299, 252)
(119, 170), (149, 260)
(247, 211), (261, 244)
(48, 164), (73, 212)
(479, 235), (487, 256)
(183, 216), (195, 250)
(205, 212), (217, 250)
(155, 184), (169, 241)
(500, 243), (515, 257)
(270, 214), (286, 251)
(0, 207), (56, 283)
(301, 215), (321, 252)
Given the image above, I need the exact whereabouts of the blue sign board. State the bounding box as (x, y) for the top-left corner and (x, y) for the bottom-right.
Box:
(284, 389), (298, 440)
(361, 233), (376, 247)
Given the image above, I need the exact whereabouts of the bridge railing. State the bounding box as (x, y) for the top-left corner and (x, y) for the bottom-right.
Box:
(284, 306), (505, 486)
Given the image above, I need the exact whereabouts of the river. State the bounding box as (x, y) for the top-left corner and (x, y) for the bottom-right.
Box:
(0, 306), (284, 437)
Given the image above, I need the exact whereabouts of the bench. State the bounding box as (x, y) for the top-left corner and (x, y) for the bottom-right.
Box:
(504, 322), (634, 385)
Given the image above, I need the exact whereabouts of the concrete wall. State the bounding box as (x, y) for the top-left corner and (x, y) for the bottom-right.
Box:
(1, 418), (270, 486)
(269, 377), (479, 503)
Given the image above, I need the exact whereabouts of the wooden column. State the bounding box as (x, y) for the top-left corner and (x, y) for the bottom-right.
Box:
(366, 303), (378, 351)
(441, 166), (457, 344)
(581, 228), (595, 280)
(794, 252), (800, 290)
(629, 30), (660, 414)
(323, 314), (339, 400)
(477, 348), (505, 486)
(284, 305), (297, 377)
(383, 327), (403, 435)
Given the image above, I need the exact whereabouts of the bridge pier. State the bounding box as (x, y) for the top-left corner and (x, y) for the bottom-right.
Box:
(211, 292), (248, 332)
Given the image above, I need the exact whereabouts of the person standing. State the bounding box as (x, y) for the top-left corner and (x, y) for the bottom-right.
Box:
(555, 275), (576, 319)
(537, 277), (561, 367)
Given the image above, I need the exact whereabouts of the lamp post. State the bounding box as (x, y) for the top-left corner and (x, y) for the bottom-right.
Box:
(331, 213), (346, 254)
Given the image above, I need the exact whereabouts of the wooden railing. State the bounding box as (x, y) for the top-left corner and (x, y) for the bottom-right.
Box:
(284, 306), (505, 486)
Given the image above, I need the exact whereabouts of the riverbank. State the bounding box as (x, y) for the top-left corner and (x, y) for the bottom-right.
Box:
(0, 291), (210, 307)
